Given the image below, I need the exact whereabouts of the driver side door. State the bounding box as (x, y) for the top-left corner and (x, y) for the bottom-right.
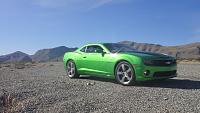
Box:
(82, 45), (109, 75)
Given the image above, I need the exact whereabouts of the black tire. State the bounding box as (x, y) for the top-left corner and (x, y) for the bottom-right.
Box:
(115, 61), (136, 86)
(66, 60), (80, 78)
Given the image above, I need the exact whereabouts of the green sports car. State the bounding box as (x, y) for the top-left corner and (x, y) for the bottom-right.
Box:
(63, 43), (177, 85)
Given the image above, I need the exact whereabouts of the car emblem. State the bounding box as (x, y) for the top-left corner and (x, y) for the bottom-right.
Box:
(165, 61), (171, 64)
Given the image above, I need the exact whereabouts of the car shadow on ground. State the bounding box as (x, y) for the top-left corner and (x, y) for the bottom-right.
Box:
(136, 79), (200, 89)
(79, 76), (200, 89)
(79, 76), (117, 84)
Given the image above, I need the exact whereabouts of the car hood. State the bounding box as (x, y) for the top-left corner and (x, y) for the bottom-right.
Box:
(121, 51), (174, 60)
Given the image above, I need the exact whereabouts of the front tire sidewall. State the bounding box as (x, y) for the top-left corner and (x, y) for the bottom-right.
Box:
(66, 60), (79, 78)
(115, 61), (136, 86)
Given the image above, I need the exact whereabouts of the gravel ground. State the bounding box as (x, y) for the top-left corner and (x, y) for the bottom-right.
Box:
(0, 62), (200, 113)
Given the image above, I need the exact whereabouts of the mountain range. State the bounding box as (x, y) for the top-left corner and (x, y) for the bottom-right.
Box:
(0, 46), (77, 63)
(119, 41), (200, 60)
(0, 41), (199, 63)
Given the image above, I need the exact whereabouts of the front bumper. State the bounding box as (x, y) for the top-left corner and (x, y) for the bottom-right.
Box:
(134, 64), (177, 81)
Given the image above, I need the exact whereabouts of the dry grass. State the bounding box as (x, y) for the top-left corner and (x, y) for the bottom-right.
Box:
(0, 90), (17, 113)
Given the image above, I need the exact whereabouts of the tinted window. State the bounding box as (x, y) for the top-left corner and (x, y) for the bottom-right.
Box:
(86, 46), (103, 53)
(80, 47), (86, 52)
(103, 43), (137, 53)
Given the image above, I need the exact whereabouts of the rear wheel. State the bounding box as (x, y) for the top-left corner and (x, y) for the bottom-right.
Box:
(115, 61), (136, 86)
(66, 60), (79, 78)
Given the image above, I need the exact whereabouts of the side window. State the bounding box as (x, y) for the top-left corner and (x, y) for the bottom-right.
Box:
(95, 46), (103, 53)
(86, 46), (95, 53)
(80, 47), (87, 52)
(86, 46), (103, 53)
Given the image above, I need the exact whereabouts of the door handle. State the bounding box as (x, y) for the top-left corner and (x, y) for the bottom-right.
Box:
(83, 56), (87, 58)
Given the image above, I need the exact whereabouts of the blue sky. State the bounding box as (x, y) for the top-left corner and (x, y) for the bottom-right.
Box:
(0, 0), (200, 55)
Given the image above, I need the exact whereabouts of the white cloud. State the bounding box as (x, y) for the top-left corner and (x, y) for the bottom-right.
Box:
(32, 0), (115, 10)
(88, 0), (113, 10)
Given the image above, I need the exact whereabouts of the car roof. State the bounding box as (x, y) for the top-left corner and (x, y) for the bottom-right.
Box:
(84, 43), (125, 47)
(87, 43), (118, 45)
(77, 43), (112, 53)
(84, 43), (103, 46)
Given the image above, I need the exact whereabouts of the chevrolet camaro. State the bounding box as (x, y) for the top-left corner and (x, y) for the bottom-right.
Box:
(63, 43), (177, 85)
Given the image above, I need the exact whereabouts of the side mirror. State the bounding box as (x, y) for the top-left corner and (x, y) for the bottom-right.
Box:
(102, 50), (106, 56)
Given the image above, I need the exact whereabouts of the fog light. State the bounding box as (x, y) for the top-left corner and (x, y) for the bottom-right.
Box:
(144, 70), (150, 76)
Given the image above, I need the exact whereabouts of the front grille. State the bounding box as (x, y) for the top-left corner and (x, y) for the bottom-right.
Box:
(146, 60), (176, 66)
(153, 70), (177, 77)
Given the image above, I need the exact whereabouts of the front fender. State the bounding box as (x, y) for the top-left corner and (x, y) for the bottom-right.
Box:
(63, 52), (77, 69)
(116, 54), (142, 65)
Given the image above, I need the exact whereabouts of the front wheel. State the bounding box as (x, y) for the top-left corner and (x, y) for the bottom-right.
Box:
(115, 61), (136, 86)
(66, 60), (79, 78)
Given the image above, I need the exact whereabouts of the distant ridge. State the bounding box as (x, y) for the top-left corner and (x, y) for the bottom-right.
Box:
(0, 41), (199, 63)
(31, 46), (77, 62)
(0, 51), (32, 63)
(119, 41), (200, 60)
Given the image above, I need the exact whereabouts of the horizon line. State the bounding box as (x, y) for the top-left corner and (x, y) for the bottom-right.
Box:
(0, 41), (199, 56)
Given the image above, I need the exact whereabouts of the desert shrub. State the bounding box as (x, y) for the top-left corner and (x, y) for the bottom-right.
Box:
(31, 61), (37, 64)
(4, 64), (11, 68)
(24, 62), (33, 68)
(196, 57), (200, 62)
(14, 62), (25, 69)
(49, 64), (54, 66)
(0, 90), (16, 112)
(0, 93), (14, 107)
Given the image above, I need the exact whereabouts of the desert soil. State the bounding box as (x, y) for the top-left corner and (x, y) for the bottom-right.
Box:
(0, 62), (200, 113)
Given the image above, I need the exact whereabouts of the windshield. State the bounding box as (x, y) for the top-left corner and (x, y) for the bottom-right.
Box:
(103, 43), (138, 53)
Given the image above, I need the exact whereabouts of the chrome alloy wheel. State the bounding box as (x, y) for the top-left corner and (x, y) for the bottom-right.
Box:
(67, 61), (76, 78)
(116, 62), (134, 85)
